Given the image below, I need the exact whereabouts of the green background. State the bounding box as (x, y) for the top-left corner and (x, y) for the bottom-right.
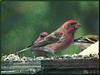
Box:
(1, 1), (99, 57)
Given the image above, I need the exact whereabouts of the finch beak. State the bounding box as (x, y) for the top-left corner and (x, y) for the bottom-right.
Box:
(77, 23), (81, 26)
(75, 23), (81, 28)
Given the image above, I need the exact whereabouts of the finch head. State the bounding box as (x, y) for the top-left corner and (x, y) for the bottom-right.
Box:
(40, 32), (48, 38)
(62, 20), (81, 33)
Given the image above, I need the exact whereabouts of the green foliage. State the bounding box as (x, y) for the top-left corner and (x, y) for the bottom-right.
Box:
(56, 44), (80, 55)
(1, 1), (99, 56)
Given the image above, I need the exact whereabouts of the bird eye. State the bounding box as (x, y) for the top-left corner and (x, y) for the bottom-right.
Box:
(64, 24), (75, 29)
(69, 24), (75, 27)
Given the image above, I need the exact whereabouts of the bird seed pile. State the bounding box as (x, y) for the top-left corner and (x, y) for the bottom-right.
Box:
(1, 53), (99, 63)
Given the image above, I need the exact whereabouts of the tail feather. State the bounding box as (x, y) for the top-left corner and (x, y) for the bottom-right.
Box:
(16, 46), (32, 54)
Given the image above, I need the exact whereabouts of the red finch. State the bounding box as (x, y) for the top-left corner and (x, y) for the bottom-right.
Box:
(74, 35), (99, 51)
(17, 32), (48, 55)
(32, 20), (81, 57)
(31, 32), (50, 57)
(34, 32), (49, 45)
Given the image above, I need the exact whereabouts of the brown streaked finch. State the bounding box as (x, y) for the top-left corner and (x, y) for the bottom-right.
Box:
(74, 35), (99, 51)
(31, 32), (49, 57)
(16, 32), (49, 55)
(26, 32), (49, 48)
(34, 32), (49, 46)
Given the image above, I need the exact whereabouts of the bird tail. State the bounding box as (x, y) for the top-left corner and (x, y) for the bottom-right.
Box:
(16, 46), (32, 55)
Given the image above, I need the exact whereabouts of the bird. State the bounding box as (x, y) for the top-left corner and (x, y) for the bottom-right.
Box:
(31, 20), (81, 57)
(34, 32), (49, 46)
(16, 32), (49, 55)
(74, 35), (99, 51)
(30, 32), (50, 57)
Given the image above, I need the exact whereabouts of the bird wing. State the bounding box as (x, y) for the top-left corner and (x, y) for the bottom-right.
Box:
(84, 35), (99, 43)
(34, 31), (64, 47)
(73, 35), (99, 44)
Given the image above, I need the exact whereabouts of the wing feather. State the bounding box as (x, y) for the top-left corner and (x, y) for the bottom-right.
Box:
(34, 31), (64, 47)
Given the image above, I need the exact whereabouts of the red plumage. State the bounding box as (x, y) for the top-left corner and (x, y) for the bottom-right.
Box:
(32, 20), (80, 57)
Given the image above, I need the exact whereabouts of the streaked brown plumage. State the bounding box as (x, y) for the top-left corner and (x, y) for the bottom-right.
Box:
(74, 35), (99, 51)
